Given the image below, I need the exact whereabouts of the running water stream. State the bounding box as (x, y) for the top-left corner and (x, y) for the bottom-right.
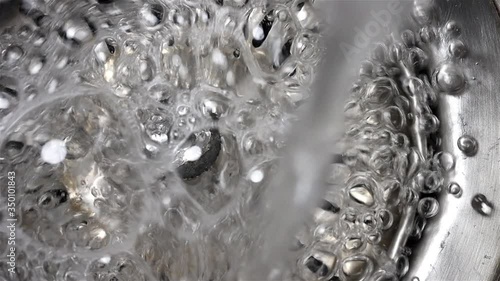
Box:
(239, 2), (412, 279)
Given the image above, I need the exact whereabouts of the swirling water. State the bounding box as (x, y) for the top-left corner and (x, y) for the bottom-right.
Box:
(0, 0), (471, 280)
(0, 0), (325, 280)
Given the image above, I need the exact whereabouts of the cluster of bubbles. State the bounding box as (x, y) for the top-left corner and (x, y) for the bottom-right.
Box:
(293, 1), (488, 281)
(0, 0), (491, 280)
(0, 0), (323, 280)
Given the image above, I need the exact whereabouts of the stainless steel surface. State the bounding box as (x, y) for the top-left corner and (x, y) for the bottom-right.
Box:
(406, 0), (500, 280)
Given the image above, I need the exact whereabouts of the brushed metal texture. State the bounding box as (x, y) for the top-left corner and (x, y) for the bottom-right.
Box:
(406, 0), (500, 280)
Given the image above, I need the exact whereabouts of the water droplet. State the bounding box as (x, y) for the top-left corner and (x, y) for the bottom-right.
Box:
(140, 4), (164, 27)
(383, 106), (406, 130)
(377, 209), (394, 230)
(420, 113), (440, 133)
(175, 128), (221, 179)
(391, 133), (410, 149)
(41, 139), (67, 165)
(371, 44), (387, 62)
(422, 171), (443, 194)
(342, 256), (372, 279)
(66, 129), (93, 160)
(242, 134), (263, 155)
(361, 213), (377, 232)
(389, 43), (403, 63)
(368, 232), (382, 245)
(419, 26), (436, 43)
(32, 31), (46, 46)
(457, 135), (478, 156)
(340, 208), (358, 227)
(433, 151), (455, 171)
(296, 5), (308, 22)
(55, 55), (69, 69)
(140, 58), (154, 81)
(226, 71), (235, 86)
(369, 145), (401, 177)
(447, 182), (463, 198)
(212, 48), (228, 69)
(252, 26), (264, 41)
(303, 252), (336, 278)
(365, 110), (382, 126)
(293, 33), (319, 62)
(183, 146), (202, 162)
(348, 185), (375, 207)
(124, 40), (140, 54)
(38, 188), (69, 209)
(171, 9), (188, 27)
(115, 84), (131, 98)
(94, 38), (118, 64)
(344, 236), (364, 251)
(319, 199), (340, 213)
(406, 47), (428, 71)
(472, 194), (493, 216)
(18, 25), (33, 40)
(200, 94), (230, 120)
(396, 255), (409, 277)
(59, 19), (94, 46)
(3, 45), (24, 63)
(277, 10), (288, 21)
(363, 78), (398, 109)
(417, 197), (439, 218)
(404, 76), (424, 96)
(249, 169), (264, 183)
(413, 0), (435, 24)
(435, 63), (465, 93)
(89, 228), (108, 249)
(28, 55), (45, 75)
(411, 215), (427, 240)
(177, 105), (189, 116)
(401, 30), (416, 47)
(0, 96), (10, 109)
(444, 21), (461, 37)
(359, 61), (373, 77)
(449, 40), (467, 58)
(99, 255), (111, 264)
(139, 107), (172, 143)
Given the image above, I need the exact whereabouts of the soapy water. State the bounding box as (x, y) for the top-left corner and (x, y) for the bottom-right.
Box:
(0, 0), (474, 280)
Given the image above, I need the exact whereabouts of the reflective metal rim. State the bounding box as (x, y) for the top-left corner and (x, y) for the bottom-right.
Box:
(407, 0), (500, 280)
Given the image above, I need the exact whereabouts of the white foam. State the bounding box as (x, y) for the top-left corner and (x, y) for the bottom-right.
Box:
(99, 255), (111, 264)
(172, 54), (182, 66)
(226, 71), (235, 86)
(297, 9), (308, 21)
(183, 146), (202, 162)
(0, 97), (10, 109)
(250, 169), (264, 183)
(176, 15), (185, 25)
(212, 49), (228, 69)
(252, 26), (264, 41)
(41, 139), (67, 165)
(162, 196), (172, 206)
(142, 10), (160, 26)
